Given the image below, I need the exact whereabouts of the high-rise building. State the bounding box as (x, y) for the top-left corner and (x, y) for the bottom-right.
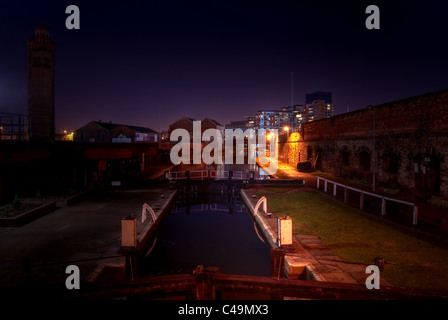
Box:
(255, 110), (290, 131)
(304, 91), (334, 123)
(28, 26), (56, 142)
(305, 100), (334, 121)
(226, 92), (334, 134)
(305, 91), (332, 105)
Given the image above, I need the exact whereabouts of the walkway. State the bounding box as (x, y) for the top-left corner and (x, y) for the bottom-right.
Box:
(0, 186), (176, 298)
(275, 160), (317, 186)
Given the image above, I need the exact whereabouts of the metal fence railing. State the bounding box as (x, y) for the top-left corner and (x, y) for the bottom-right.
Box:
(316, 176), (418, 226)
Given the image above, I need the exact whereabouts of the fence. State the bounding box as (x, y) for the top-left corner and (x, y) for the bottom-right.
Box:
(168, 170), (250, 181)
(167, 170), (208, 180)
(316, 176), (419, 226)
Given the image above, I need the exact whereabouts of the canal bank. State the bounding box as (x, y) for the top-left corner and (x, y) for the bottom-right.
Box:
(0, 185), (177, 298)
(240, 187), (372, 285)
(92, 187), (178, 282)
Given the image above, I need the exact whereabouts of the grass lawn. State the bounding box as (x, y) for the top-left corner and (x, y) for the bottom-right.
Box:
(254, 187), (448, 291)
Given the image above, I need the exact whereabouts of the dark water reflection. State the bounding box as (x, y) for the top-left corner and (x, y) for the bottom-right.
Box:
(141, 192), (271, 277)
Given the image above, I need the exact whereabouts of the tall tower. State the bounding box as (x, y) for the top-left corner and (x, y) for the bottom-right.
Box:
(27, 26), (56, 142)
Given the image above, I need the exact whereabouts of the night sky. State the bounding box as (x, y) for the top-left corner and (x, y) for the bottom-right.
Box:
(1, 0), (447, 133)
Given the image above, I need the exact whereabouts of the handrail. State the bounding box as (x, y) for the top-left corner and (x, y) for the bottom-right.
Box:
(142, 203), (157, 224)
(168, 170), (250, 181)
(210, 170), (229, 179)
(189, 170), (208, 180)
(316, 176), (418, 225)
(254, 196), (267, 216)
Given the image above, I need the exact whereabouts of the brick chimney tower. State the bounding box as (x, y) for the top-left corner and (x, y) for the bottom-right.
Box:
(27, 26), (56, 142)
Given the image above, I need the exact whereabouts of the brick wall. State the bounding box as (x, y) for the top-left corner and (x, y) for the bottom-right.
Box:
(302, 89), (448, 141)
(280, 89), (448, 197)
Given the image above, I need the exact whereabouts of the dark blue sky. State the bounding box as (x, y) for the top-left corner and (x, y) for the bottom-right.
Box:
(0, 0), (447, 133)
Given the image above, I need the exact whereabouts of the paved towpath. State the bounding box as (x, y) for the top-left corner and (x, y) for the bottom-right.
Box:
(0, 186), (175, 298)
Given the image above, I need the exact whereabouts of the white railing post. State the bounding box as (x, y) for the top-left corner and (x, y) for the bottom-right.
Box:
(316, 176), (416, 223)
(413, 205), (419, 226)
(344, 187), (348, 204)
(360, 192), (365, 211)
(381, 198), (386, 216)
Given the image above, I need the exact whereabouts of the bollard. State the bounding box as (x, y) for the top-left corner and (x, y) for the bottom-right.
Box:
(122, 215), (138, 280)
(278, 216), (293, 247)
(121, 215), (137, 247)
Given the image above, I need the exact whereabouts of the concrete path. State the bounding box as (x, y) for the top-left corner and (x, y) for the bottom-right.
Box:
(0, 186), (175, 297)
(275, 159), (317, 186)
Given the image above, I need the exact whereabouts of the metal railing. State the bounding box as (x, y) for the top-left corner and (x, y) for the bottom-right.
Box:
(168, 170), (251, 181)
(167, 170), (208, 180)
(316, 176), (419, 226)
(209, 170), (229, 179)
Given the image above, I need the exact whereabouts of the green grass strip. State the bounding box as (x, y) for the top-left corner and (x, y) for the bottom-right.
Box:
(256, 189), (448, 291)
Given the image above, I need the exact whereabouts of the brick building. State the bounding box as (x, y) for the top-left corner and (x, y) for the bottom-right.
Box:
(168, 116), (223, 169)
(74, 121), (158, 143)
(280, 89), (448, 197)
(168, 116), (223, 139)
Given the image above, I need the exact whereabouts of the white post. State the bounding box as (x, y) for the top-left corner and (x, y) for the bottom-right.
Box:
(381, 198), (386, 216)
(317, 177), (320, 189)
(333, 183), (337, 197)
(360, 192), (365, 211)
(344, 187), (348, 204)
(121, 217), (137, 247)
(413, 205), (419, 226)
(278, 216), (293, 247)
